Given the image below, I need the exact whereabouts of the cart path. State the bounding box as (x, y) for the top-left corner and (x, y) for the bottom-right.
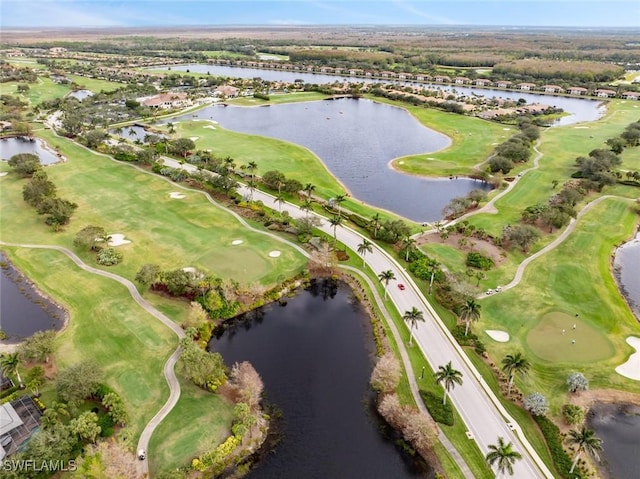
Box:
(0, 240), (184, 478)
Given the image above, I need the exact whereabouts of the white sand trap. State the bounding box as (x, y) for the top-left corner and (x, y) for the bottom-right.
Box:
(615, 337), (640, 381)
(107, 233), (131, 247)
(189, 136), (199, 141)
(169, 192), (186, 199)
(231, 239), (244, 245)
(485, 330), (510, 342)
(268, 251), (281, 258)
(0, 172), (8, 177)
(182, 267), (197, 273)
(574, 126), (589, 129)
(203, 125), (216, 129)
(398, 161), (405, 165)
(503, 127), (511, 131)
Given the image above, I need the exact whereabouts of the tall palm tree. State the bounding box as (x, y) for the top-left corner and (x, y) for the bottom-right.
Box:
(247, 180), (256, 201)
(301, 200), (313, 218)
(304, 183), (315, 200)
(334, 194), (346, 216)
(501, 352), (530, 395)
(370, 213), (382, 238)
(274, 193), (285, 213)
(401, 236), (416, 262)
(485, 437), (522, 476)
(247, 160), (258, 185)
(403, 307), (425, 346)
(357, 239), (373, 267)
(426, 257), (439, 295)
(378, 270), (396, 299)
(567, 426), (603, 473)
(434, 361), (463, 405)
(0, 352), (23, 388)
(459, 298), (482, 336)
(329, 216), (342, 244)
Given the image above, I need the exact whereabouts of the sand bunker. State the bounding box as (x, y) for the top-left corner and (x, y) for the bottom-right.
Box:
(485, 330), (510, 342)
(169, 192), (186, 199)
(231, 240), (244, 245)
(574, 126), (589, 129)
(615, 337), (640, 381)
(107, 234), (131, 247)
(189, 137), (199, 141)
(203, 125), (216, 130)
(503, 127), (511, 131)
(268, 251), (281, 258)
(182, 267), (197, 273)
(0, 172), (8, 177)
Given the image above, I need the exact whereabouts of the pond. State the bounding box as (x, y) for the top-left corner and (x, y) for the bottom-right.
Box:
(0, 254), (65, 341)
(208, 279), (430, 479)
(67, 89), (94, 100)
(0, 137), (60, 165)
(167, 98), (492, 222)
(614, 231), (640, 320)
(154, 63), (604, 126)
(587, 403), (640, 479)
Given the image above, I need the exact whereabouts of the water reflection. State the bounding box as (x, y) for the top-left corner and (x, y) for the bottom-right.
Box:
(0, 137), (60, 165)
(209, 280), (430, 479)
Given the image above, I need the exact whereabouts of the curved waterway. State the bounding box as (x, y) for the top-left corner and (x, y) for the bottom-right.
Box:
(0, 137), (60, 165)
(155, 63), (605, 126)
(168, 98), (491, 222)
(614, 231), (640, 320)
(208, 280), (430, 479)
(587, 403), (640, 479)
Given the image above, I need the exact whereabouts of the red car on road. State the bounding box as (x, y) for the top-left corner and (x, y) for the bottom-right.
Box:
(397, 283), (406, 290)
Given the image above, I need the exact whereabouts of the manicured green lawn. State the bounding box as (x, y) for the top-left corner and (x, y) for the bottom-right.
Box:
(149, 376), (234, 475)
(367, 95), (508, 176)
(2, 247), (176, 442)
(229, 91), (329, 106)
(478, 197), (640, 414)
(2, 77), (71, 105)
(67, 74), (123, 93)
(0, 130), (306, 287)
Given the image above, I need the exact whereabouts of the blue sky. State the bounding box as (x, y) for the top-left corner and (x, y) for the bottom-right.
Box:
(1, 1), (638, 28)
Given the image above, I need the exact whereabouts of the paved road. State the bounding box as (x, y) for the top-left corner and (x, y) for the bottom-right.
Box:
(0, 241), (184, 478)
(163, 158), (554, 478)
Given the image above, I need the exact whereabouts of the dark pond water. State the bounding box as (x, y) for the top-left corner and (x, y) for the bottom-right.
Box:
(0, 255), (65, 340)
(208, 280), (430, 479)
(155, 63), (605, 126)
(0, 137), (60, 165)
(67, 89), (93, 100)
(167, 98), (492, 222)
(614, 232), (640, 320)
(587, 403), (640, 479)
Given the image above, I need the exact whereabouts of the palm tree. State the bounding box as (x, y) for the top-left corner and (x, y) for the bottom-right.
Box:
(301, 200), (313, 218)
(434, 361), (463, 405)
(329, 216), (342, 244)
(247, 179), (256, 201)
(459, 298), (482, 336)
(378, 270), (396, 299)
(370, 213), (382, 238)
(334, 194), (346, 216)
(501, 352), (530, 395)
(401, 236), (416, 262)
(426, 257), (439, 295)
(357, 239), (373, 267)
(0, 352), (23, 388)
(403, 307), (425, 346)
(304, 183), (315, 200)
(567, 426), (603, 473)
(247, 160), (258, 185)
(274, 193), (285, 213)
(485, 437), (522, 476)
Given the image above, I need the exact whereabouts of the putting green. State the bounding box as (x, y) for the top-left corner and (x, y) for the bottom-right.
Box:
(526, 311), (614, 363)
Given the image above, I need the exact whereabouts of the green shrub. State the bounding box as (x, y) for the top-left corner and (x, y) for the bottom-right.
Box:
(534, 415), (583, 478)
(562, 404), (585, 425)
(466, 252), (494, 270)
(97, 247), (123, 266)
(419, 390), (454, 426)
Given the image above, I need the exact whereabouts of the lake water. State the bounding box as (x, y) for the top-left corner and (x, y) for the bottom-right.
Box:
(0, 137), (60, 165)
(0, 255), (65, 340)
(155, 63), (604, 126)
(614, 231), (640, 320)
(67, 89), (94, 100)
(208, 280), (430, 479)
(587, 403), (640, 479)
(168, 98), (492, 222)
